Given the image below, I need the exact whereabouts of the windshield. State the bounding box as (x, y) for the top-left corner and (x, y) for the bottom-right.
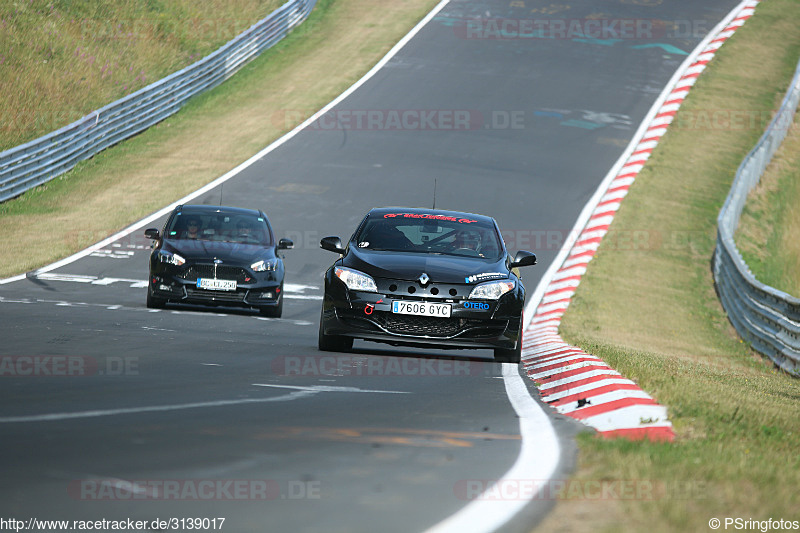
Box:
(355, 213), (503, 260)
(165, 211), (273, 246)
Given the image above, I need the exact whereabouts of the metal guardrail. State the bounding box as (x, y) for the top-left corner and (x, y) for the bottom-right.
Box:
(0, 0), (317, 203)
(713, 58), (800, 376)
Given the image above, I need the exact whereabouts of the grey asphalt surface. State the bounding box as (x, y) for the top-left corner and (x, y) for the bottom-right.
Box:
(0, 0), (740, 531)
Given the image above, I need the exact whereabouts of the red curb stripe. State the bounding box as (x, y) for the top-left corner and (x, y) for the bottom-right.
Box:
(566, 397), (659, 420)
(598, 427), (675, 442)
(523, 0), (758, 443)
(547, 383), (645, 407)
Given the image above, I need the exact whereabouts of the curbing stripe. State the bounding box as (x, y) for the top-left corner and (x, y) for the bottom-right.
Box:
(520, 0), (761, 441)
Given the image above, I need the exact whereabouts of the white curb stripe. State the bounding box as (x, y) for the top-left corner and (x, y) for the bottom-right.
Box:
(521, 0), (760, 441)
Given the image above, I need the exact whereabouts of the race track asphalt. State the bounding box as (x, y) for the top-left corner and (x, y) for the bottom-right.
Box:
(0, 0), (740, 531)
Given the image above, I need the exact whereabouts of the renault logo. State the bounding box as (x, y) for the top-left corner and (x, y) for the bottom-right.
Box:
(418, 273), (430, 286)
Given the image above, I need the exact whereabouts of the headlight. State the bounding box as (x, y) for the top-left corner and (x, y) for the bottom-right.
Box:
(334, 267), (377, 292)
(158, 251), (185, 266)
(251, 259), (277, 272)
(469, 280), (515, 300)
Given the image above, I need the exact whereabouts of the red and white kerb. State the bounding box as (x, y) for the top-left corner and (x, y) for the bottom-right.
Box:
(522, 1), (760, 442)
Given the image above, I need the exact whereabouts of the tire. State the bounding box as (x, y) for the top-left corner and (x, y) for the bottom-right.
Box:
(318, 308), (353, 352)
(494, 342), (521, 364)
(146, 288), (166, 309)
(260, 294), (283, 318)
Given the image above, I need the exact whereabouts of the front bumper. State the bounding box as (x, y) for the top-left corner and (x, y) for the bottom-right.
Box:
(321, 273), (523, 350)
(148, 262), (282, 310)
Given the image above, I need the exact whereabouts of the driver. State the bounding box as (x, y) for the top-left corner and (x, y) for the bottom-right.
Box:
(452, 230), (481, 254)
(237, 221), (251, 234)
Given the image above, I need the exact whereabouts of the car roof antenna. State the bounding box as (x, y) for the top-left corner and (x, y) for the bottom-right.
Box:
(432, 178), (437, 210)
(219, 182), (224, 206)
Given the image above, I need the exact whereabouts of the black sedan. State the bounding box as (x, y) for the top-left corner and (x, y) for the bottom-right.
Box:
(144, 204), (293, 317)
(318, 207), (536, 362)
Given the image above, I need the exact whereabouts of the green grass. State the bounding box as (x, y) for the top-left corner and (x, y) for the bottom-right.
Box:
(534, 1), (800, 531)
(0, 0), (439, 277)
(2, 0), (799, 531)
(0, 0), (281, 151)
(735, 109), (800, 298)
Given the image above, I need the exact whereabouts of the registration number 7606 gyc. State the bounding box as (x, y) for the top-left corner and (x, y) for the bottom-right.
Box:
(392, 301), (451, 318)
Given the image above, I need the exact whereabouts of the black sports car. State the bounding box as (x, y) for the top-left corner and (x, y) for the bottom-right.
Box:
(318, 207), (536, 362)
(144, 204), (293, 317)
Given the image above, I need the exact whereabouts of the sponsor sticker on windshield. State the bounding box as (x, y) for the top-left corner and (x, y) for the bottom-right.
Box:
(465, 272), (506, 283)
(383, 213), (477, 224)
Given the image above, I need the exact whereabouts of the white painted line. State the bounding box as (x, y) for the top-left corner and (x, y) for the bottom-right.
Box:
(28, 272), (319, 296)
(424, 364), (560, 533)
(251, 383), (408, 394)
(0, 0), (454, 285)
(522, 1), (758, 445)
(0, 391), (316, 424)
(0, 3), (562, 533)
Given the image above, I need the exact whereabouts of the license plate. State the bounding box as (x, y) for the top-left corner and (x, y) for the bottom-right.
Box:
(392, 301), (451, 318)
(196, 278), (237, 291)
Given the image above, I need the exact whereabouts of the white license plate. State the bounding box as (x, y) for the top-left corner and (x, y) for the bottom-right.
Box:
(392, 301), (451, 318)
(196, 278), (237, 291)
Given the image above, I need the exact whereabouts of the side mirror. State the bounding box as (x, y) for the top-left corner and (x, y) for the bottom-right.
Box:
(509, 250), (537, 268)
(320, 236), (346, 254)
(144, 228), (160, 240)
(278, 238), (294, 250)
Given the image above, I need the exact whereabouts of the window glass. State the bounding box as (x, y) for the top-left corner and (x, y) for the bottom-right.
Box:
(355, 214), (502, 259)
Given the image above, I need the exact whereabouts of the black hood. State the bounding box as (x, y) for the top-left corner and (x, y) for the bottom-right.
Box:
(162, 239), (273, 264)
(343, 247), (509, 284)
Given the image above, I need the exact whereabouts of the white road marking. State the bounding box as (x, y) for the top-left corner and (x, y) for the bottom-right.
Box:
(0, 385), (410, 424)
(0, 297), (314, 325)
(252, 383), (409, 394)
(425, 364), (561, 533)
(27, 272), (321, 298)
(90, 249), (136, 259)
(0, 391), (316, 424)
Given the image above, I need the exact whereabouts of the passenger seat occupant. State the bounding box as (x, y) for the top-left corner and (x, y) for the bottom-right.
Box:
(367, 223), (413, 250)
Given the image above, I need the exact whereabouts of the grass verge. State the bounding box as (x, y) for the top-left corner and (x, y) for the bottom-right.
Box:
(533, 1), (800, 531)
(0, 0), (439, 278)
(735, 109), (800, 298)
(0, 0), (282, 151)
